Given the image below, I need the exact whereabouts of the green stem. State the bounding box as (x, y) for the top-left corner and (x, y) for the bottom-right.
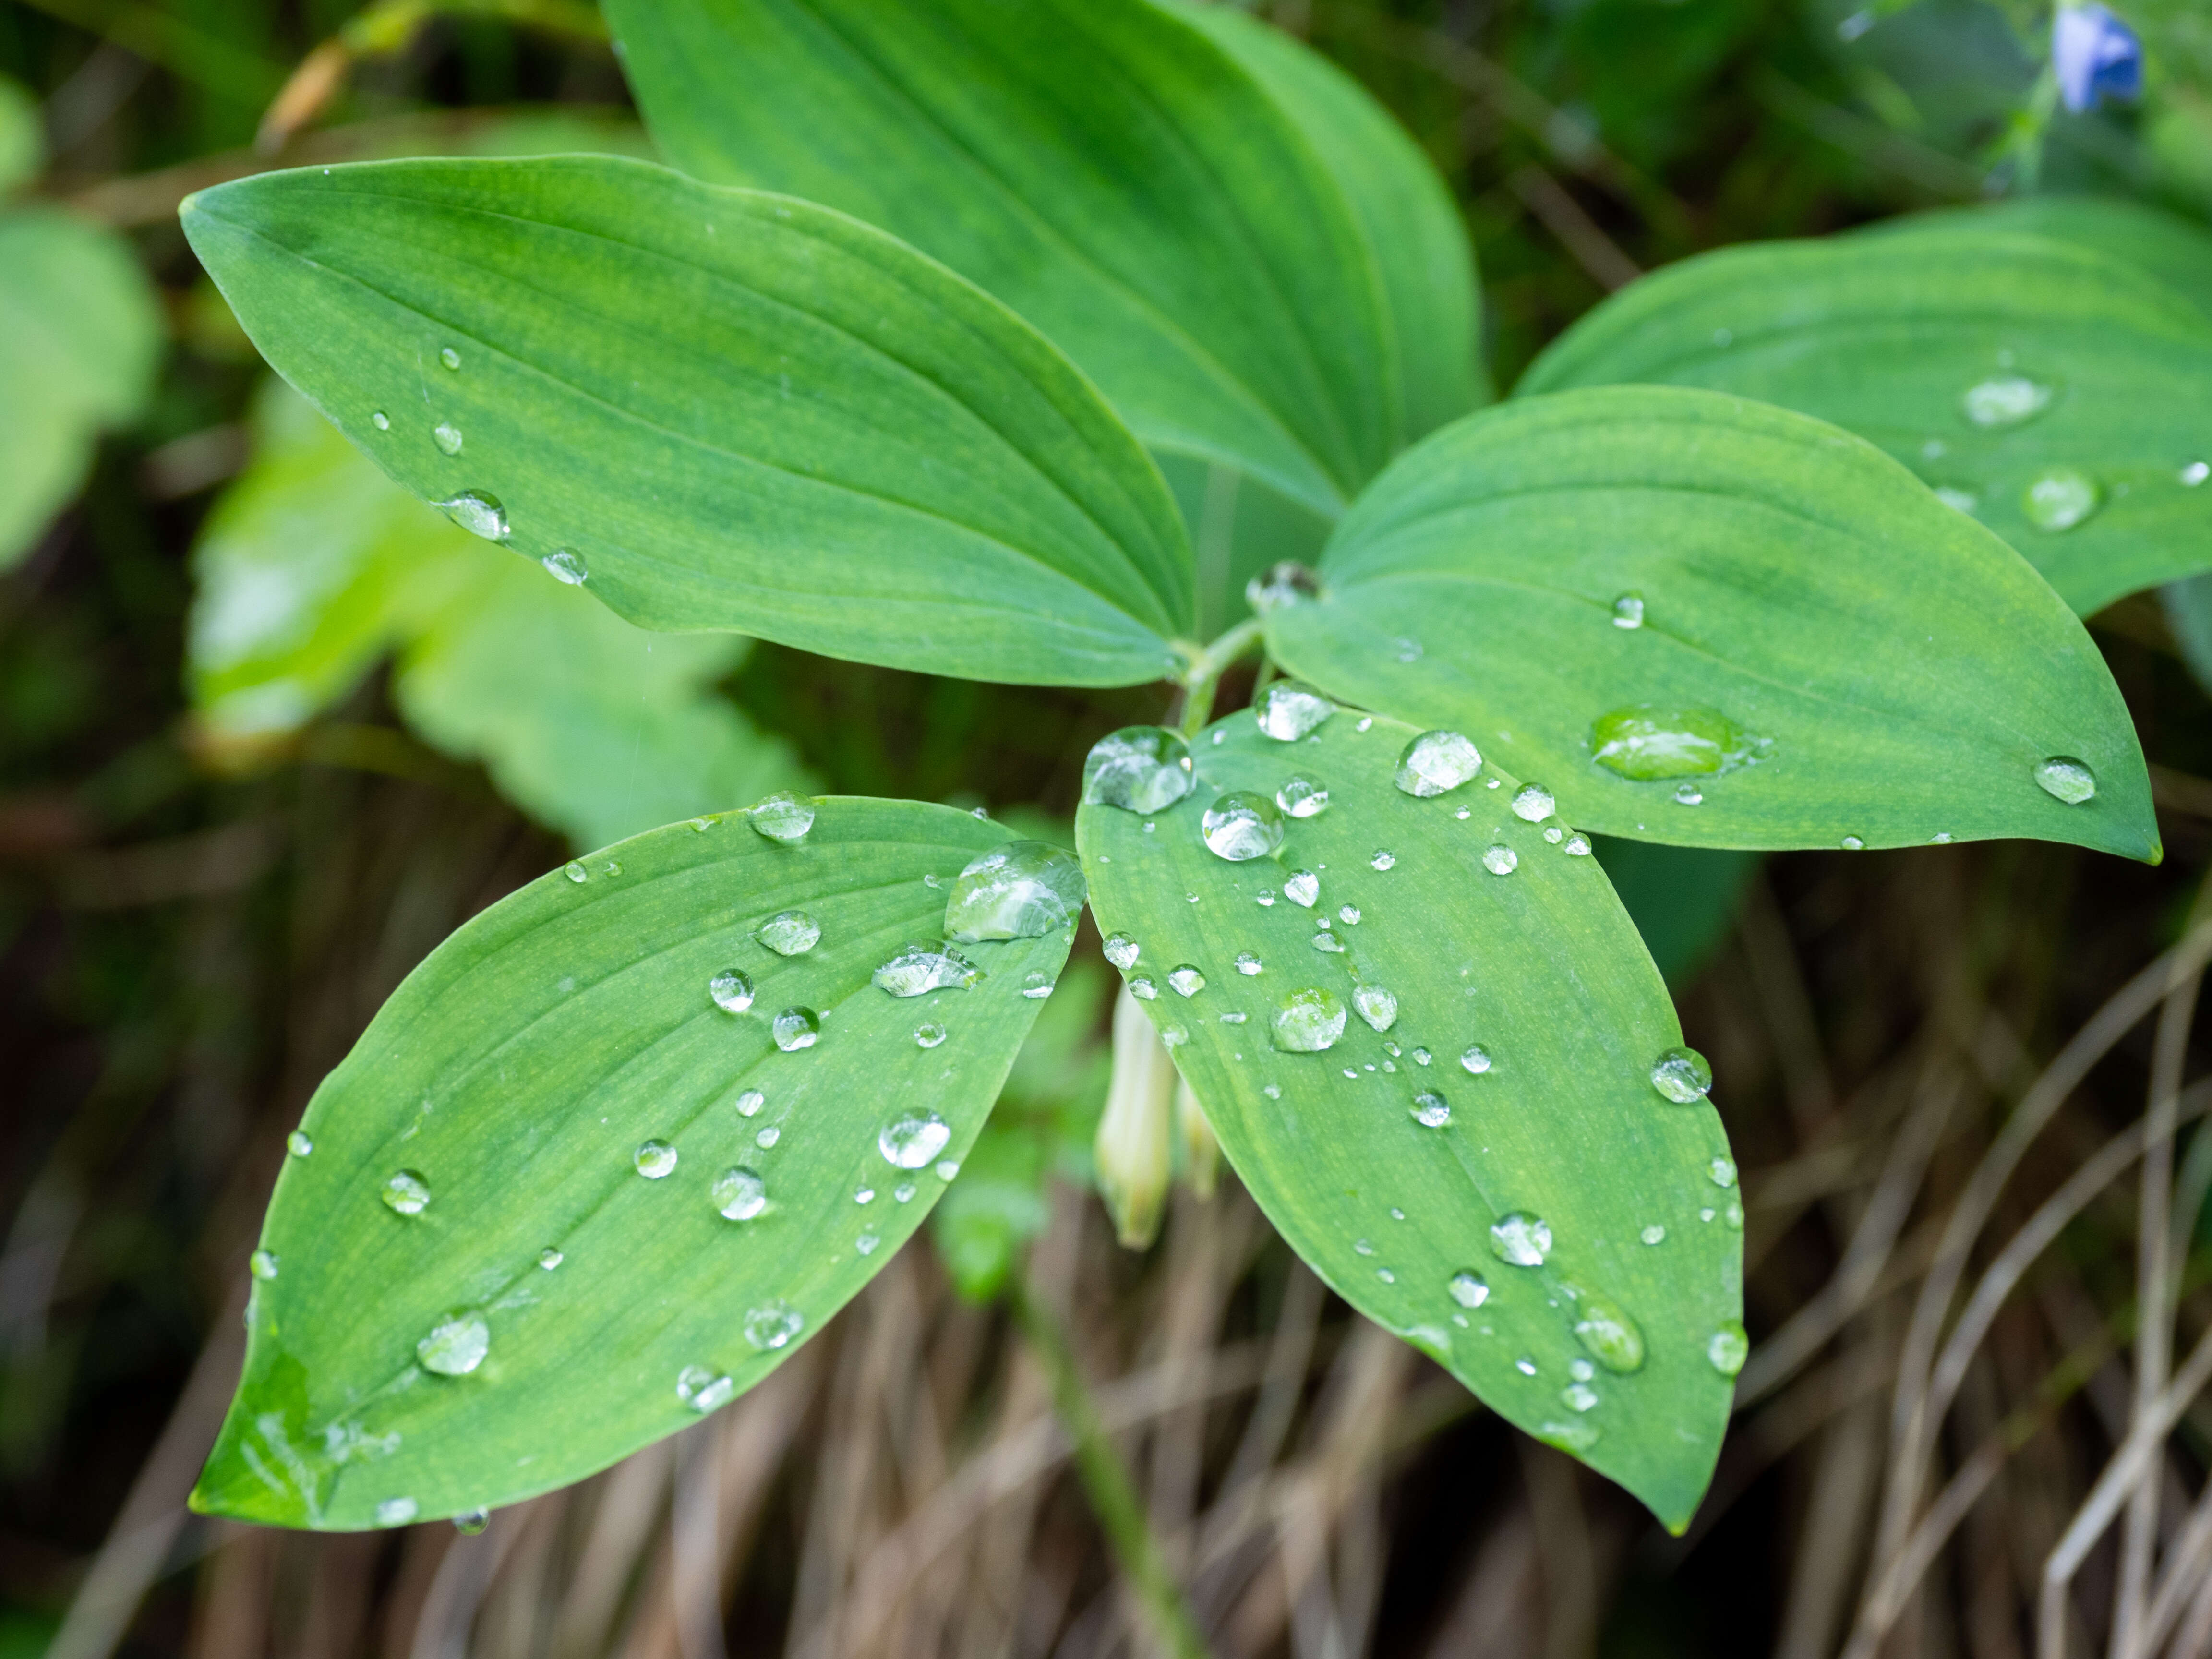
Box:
(1175, 617), (1264, 738)
(1010, 1282), (1213, 1659)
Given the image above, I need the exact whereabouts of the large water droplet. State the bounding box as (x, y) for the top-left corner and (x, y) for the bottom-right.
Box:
(710, 968), (755, 1013)
(1510, 783), (1554, 823)
(1460, 1044), (1493, 1075)
(418, 1309), (490, 1376)
(1282, 870), (1320, 908)
(376, 1498), (419, 1527)
(1482, 844), (1518, 876)
(1235, 951), (1262, 975)
(1253, 681), (1334, 741)
(1202, 791), (1285, 861)
(1650, 1046), (1713, 1103)
(1571, 1290), (1646, 1373)
(1271, 986), (1347, 1052)
(880, 1110), (951, 1169)
(249, 1249), (279, 1280)
(713, 1166), (767, 1221)
(772, 1008), (820, 1051)
(1707, 1321), (1750, 1376)
(1591, 705), (1750, 780)
(1489, 1213), (1551, 1267)
(286, 1130), (313, 1157)
(2033, 755), (2096, 805)
(1611, 592), (1644, 629)
(438, 490), (508, 542)
(749, 790), (815, 842)
(635, 1140), (678, 1178)
(757, 910), (820, 956)
(1962, 374), (2053, 429)
(1394, 731), (1482, 797)
(1082, 727), (1194, 812)
(1353, 984), (1399, 1032)
(381, 1170), (431, 1215)
(944, 841), (1086, 941)
(1168, 965), (1205, 997)
(1411, 1090), (1450, 1128)
(1275, 774), (1330, 818)
(873, 943), (981, 998)
(677, 1365), (734, 1412)
(542, 549), (588, 585)
(2022, 467), (2101, 532)
(433, 421), (464, 456)
(1448, 1271), (1490, 1309)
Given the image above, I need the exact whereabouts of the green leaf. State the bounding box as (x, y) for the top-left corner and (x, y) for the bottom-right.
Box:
(0, 74), (40, 195)
(1876, 196), (2212, 323)
(1076, 710), (1738, 1529)
(180, 156), (1194, 687)
(190, 382), (810, 849)
(1156, 454), (1332, 643)
(193, 801), (1078, 1529)
(1264, 386), (2156, 859)
(1517, 227), (2212, 617)
(603, 0), (1419, 514)
(1594, 841), (1758, 989)
(0, 207), (162, 568)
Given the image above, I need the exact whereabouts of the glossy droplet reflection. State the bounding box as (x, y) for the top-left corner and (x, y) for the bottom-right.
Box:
(744, 1301), (804, 1351)
(749, 790), (815, 843)
(1168, 965), (1205, 997)
(1352, 984), (1399, 1032)
(677, 1365), (734, 1413)
(1253, 681), (1334, 741)
(437, 490), (507, 542)
(1962, 374), (2053, 429)
(944, 842), (1085, 941)
(418, 1309), (490, 1376)
(2034, 756), (2097, 805)
(1571, 1290), (1646, 1373)
(432, 421), (463, 456)
(1411, 1090), (1450, 1128)
(1202, 792), (1285, 862)
(1104, 931), (1141, 973)
(2023, 467), (2101, 532)
(1282, 870), (1320, 909)
(1489, 1213), (1551, 1267)
(1650, 1046), (1714, 1103)
(1510, 784), (1554, 822)
(1611, 592), (1644, 629)
(873, 944), (981, 998)
(1235, 952), (1262, 976)
(1460, 1044), (1493, 1075)
(1393, 731), (1482, 797)
(709, 969), (755, 1014)
(1482, 845), (1518, 876)
(1448, 1271), (1491, 1309)
(1275, 774), (1329, 818)
(1708, 1321), (1751, 1376)
(286, 1131), (313, 1158)
(1082, 727), (1195, 813)
(381, 1170), (431, 1216)
(541, 549), (587, 585)
(1271, 986), (1347, 1052)
(914, 1022), (947, 1048)
(249, 1250), (279, 1281)
(757, 910), (820, 956)
(635, 1140), (677, 1178)
(772, 1008), (820, 1051)
(713, 1166), (767, 1221)
(1591, 705), (1752, 780)
(880, 1110), (952, 1169)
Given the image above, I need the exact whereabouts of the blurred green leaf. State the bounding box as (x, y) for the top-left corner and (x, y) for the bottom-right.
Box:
(1593, 840), (1759, 988)
(1876, 195), (2212, 322)
(180, 156), (1194, 687)
(0, 208), (162, 568)
(190, 382), (809, 849)
(604, 0), (1422, 515)
(194, 800), (1077, 1528)
(1077, 709), (1737, 1530)
(1156, 454), (1332, 643)
(1520, 227), (2212, 617)
(1268, 386), (2156, 858)
(0, 74), (40, 195)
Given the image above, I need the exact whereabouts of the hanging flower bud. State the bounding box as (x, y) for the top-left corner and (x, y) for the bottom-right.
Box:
(2053, 4), (2144, 113)
(1175, 1073), (1220, 1200)
(1096, 985), (1175, 1249)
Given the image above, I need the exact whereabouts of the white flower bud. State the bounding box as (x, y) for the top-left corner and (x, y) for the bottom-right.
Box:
(1096, 984), (1175, 1249)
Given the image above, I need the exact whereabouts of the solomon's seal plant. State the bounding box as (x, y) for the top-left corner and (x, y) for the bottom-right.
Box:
(179, 0), (2204, 1555)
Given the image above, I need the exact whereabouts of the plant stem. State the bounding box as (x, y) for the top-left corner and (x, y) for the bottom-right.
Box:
(1010, 1281), (1213, 1659)
(1175, 617), (1264, 737)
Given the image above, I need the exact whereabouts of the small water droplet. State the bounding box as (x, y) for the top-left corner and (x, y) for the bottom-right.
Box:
(249, 1249), (279, 1281)
(1563, 834), (1592, 856)
(1650, 1046), (1713, 1103)
(880, 1110), (951, 1169)
(2023, 466), (2101, 532)
(1840, 835), (1865, 851)
(439, 346), (462, 371)
(1961, 374), (2052, 429)
(1271, 986), (1347, 1052)
(1411, 1046), (1432, 1066)
(1283, 870), (1320, 908)
(1234, 952), (1262, 976)
(1262, 1083), (1282, 1100)
(1129, 974), (1158, 1000)
(1021, 971), (1055, 999)
(564, 860), (589, 883)
(745, 1300), (804, 1350)
(1591, 704), (1753, 780)
(856, 1231), (880, 1255)
(1394, 731), (1482, 797)
(1082, 726), (1195, 812)
(2183, 461), (2209, 487)
(757, 910), (820, 955)
(436, 489), (507, 541)
(1202, 791), (1286, 862)
(541, 549), (588, 585)
(419, 1309), (490, 1376)
(1353, 984), (1399, 1032)
(678, 1365), (735, 1412)
(376, 1498), (419, 1528)
(1561, 1382), (1599, 1412)
(914, 1021), (948, 1049)
(1490, 1212), (1551, 1267)
(749, 790), (815, 842)
(1640, 1225), (1666, 1246)
(1934, 486), (1979, 514)
(538, 1246), (564, 1270)
(1370, 851), (1397, 876)
(635, 1140), (678, 1178)
(1103, 934), (1142, 973)
(894, 1181), (917, 1202)
(1930, 831), (1954, 844)
(2033, 755), (2096, 805)
(1393, 636), (1423, 663)
(1275, 774), (1330, 818)
(1459, 1044), (1492, 1076)
(1571, 1291), (1646, 1372)
(1511, 783), (1554, 822)
(936, 1159), (960, 1180)
(454, 1508), (490, 1535)
(371, 410), (391, 431)
(1168, 965), (1206, 997)
(1311, 932), (1346, 954)
(1448, 1271), (1490, 1309)
(1253, 681), (1334, 741)
(710, 968), (756, 1013)
(382, 1170), (431, 1215)
(736, 1089), (766, 1118)
(1482, 844), (1518, 876)
(1724, 1201), (1743, 1229)
(433, 421), (464, 456)
(772, 1008), (820, 1051)
(713, 1166), (768, 1220)
(1708, 1155), (1738, 1189)
(1611, 592), (1644, 629)
(873, 943), (981, 998)
(1411, 1090), (1450, 1128)
(945, 842), (1086, 940)
(1515, 1356), (1538, 1377)
(286, 1130), (313, 1157)
(1707, 1322), (1751, 1378)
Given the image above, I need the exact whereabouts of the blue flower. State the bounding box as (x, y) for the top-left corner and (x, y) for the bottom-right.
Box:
(2053, 3), (2144, 113)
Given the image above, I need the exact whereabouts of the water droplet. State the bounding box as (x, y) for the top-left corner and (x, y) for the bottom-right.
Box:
(1650, 1046), (1713, 1103)
(249, 1249), (279, 1280)
(894, 1181), (917, 1202)
(1931, 831), (1954, 844)
(1459, 1044), (1492, 1075)
(1022, 971), (1055, 999)
(772, 1008), (820, 1051)
(677, 1364), (735, 1412)
(1262, 1083), (1282, 1100)
(1708, 1321), (1750, 1375)
(745, 1300), (804, 1351)
(1934, 486), (1978, 514)
(1511, 783), (1554, 822)
(1840, 835), (1865, 851)
(873, 943), (981, 998)
(454, 1508), (490, 1535)
(1202, 791), (1285, 862)
(1353, 984), (1399, 1032)
(757, 910), (820, 956)
(1447, 1271), (1490, 1309)
(736, 1089), (766, 1118)
(1561, 1382), (1599, 1413)
(437, 489), (509, 543)
(1158, 1019), (1190, 1048)
(2034, 756), (2096, 805)
(1283, 870), (1320, 908)
(564, 861), (589, 883)
(1563, 834), (1592, 856)
(1129, 974), (1158, 1000)
(1246, 561), (1321, 613)
(1961, 374), (2052, 429)
(913, 1021), (947, 1049)
(381, 1170), (431, 1215)
(1515, 1357), (1538, 1377)
(602, 860), (621, 878)
(1082, 727), (1195, 812)
(1571, 1291), (1646, 1372)
(1168, 965), (1205, 997)
(710, 968), (755, 1013)
(1489, 1213), (1551, 1267)
(2183, 461), (2209, 487)
(1253, 680), (1334, 741)
(713, 1166), (768, 1220)
(433, 421), (464, 456)
(1221, 1011), (1248, 1025)
(945, 842), (1086, 941)
(1235, 952), (1262, 976)
(1672, 782), (1704, 807)
(1394, 731), (1482, 797)
(1482, 845), (1518, 876)
(1411, 1090), (1451, 1128)
(855, 1231), (880, 1255)
(936, 1159), (960, 1180)
(635, 1140), (678, 1178)
(1393, 636), (1424, 663)
(376, 1498), (418, 1528)
(542, 549), (588, 585)
(749, 790), (815, 842)
(537, 1246), (564, 1270)
(1370, 854), (1400, 880)
(1708, 1155), (1738, 1189)
(1724, 1201), (1743, 1230)
(1271, 986), (1347, 1052)
(1591, 705), (1752, 780)
(1275, 774), (1330, 818)
(409, 1310), (492, 1385)
(880, 1110), (951, 1169)
(2023, 466), (2101, 532)
(371, 410), (391, 431)
(439, 346), (462, 371)
(1611, 592), (1644, 629)
(286, 1130), (313, 1157)
(1411, 1046), (1432, 1066)
(1640, 1225), (1666, 1246)
(1310, 932), (1346, 954)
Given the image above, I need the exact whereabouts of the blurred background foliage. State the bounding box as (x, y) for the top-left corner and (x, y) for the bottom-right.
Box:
(6, 0), (2212, 1655)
